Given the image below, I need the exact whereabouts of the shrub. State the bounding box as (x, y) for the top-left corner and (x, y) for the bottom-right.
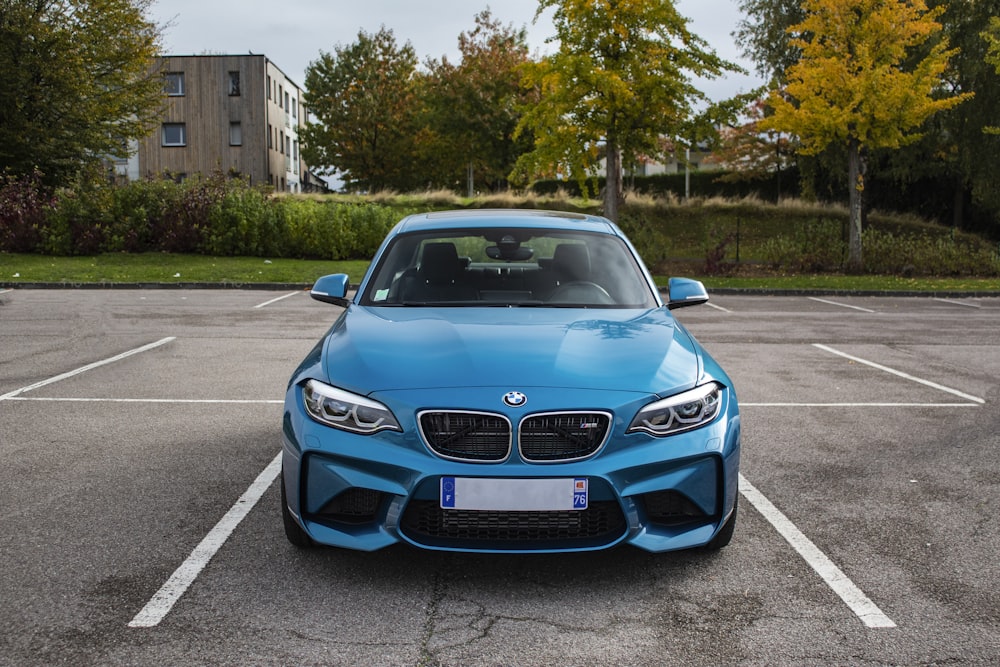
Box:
(108, 178), (182, 252)
(703, 226), (737, 275)
(201, 178), (273, 256)
(340, 204), (398, 259)
(0, 170), (53, 253)
(42, 172), (114, 255)
(862, 229), (1000, 276)
(760, 218), (845, 271)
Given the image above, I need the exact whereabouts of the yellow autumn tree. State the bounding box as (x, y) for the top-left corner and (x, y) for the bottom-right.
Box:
(512, 0), (738, 222)
(760, 0), (970, 272)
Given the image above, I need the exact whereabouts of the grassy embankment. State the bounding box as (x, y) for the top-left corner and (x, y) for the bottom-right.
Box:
(2, 191), (998, 292)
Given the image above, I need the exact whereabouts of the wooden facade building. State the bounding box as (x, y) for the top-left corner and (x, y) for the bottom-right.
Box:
(134, 54), (324, 192)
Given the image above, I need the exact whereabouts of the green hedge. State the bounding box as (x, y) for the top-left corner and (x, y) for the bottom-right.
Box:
(2, 170), (998, 276)
(0, 171), (414, 260)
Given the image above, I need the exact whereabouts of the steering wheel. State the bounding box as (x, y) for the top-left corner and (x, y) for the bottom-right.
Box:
(547, 281), (615, 305)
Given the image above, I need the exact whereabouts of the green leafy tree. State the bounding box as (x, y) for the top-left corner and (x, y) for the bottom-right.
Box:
(760, 0), (970, 271)
(0, 0), (164, 185)
(512, 0), (738, 221)
(419, 10), (535, 193)
(301, 28), (420, 192)
(876, 1), (1000, 233)
(933, 1), (1000, 224)
(734, 0), (807, 83)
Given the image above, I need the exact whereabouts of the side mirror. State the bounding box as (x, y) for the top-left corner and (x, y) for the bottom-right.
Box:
(310, 274), (351, 307)
(667, 277), (709, 310)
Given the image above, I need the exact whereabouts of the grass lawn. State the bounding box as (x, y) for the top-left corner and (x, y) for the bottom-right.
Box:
(0, 253), (371, 286)
(2, 252), (999, 293)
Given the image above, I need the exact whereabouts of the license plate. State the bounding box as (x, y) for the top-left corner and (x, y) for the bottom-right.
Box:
(440, 477), (588, 511)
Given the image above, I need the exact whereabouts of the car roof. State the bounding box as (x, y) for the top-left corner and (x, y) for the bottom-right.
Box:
(392, 209), (621, 236)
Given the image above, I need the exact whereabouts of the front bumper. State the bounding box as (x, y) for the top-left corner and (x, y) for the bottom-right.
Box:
(281, 385), (741, 553)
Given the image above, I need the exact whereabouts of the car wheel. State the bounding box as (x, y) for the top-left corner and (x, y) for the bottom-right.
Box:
(281, 471), (314, 547)
(705, 497), (738, 550)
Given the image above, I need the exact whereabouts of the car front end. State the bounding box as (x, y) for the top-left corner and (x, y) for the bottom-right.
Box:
(281, 210), (740, 554)
(281, 310), (739, 554)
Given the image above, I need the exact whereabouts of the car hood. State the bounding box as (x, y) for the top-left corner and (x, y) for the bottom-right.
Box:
(318, 306), (701, 396)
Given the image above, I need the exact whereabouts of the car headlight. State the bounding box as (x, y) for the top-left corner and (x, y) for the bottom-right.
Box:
(627, 382), (723, 436)
(302, 380), (401, 434)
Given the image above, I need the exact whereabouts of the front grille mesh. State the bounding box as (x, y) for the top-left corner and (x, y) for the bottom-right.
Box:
(519, 412), (610, 461)
(420, 411), (510, 461)
(400, 500), (626, 549)
(421, 410), (611, 462)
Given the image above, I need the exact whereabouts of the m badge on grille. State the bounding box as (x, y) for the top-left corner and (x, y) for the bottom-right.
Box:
(503, 391), (527, 407)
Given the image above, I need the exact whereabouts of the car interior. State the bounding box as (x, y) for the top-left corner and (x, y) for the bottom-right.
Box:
(363, 230), (654, 307)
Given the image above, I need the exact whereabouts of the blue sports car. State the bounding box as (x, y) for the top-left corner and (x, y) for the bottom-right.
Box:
(281, 209), (740, 553)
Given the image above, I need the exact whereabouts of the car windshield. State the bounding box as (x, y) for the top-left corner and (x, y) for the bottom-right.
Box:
(359, 227), (657, 308)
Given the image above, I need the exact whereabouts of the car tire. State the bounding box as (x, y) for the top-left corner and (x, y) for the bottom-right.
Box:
(705, 497), (738, 550)
(281, 471), (314, 548)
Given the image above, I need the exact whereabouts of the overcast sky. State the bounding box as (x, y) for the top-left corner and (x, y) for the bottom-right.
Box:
(147, 0), (765, 102)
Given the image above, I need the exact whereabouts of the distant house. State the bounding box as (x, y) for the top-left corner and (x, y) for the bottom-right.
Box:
(627, 148), (721, 176)
(131, 54), (326, 192)
(593, 144), (721, 185)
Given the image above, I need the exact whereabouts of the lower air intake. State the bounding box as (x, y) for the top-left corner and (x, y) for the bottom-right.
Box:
(314, 488), (384, 525)
(400, 500), (626, 550)
(641, 490), (707, 526)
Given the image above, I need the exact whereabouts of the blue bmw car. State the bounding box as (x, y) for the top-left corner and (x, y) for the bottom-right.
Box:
(281, 209), (740, 553)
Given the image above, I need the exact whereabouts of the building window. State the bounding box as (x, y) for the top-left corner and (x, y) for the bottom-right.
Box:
(284, 91), (290, 112)
(161, 123), (186, 146)
(278, 84), (283, 106)
(164, 72), (184, 96)
(292, 98), (297, 118)
(228, 71), (240, 96)
(229, 122), (242, 146)
(266, 75), (271, 100)
(267, 124), (272, 149)
(286, 136), (291, 156)
(279, 132), (284, 154)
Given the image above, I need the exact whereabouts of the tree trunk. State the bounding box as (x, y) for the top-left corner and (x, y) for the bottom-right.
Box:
(604, 141), (622, 223)
(847, 138), (865, 273)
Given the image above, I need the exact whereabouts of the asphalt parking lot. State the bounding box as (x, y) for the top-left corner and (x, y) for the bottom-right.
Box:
(1, 287), (998, 666)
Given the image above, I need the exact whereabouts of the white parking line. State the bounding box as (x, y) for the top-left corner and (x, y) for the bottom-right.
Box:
(813, 344), (985, 404)
(253, 291), (300, 309)
(742, 402), (979, 407)
(739, 474), (896, 628)
(0, 337), (175, 401)
(933, 298), (980, 309)
(705, 301), (731, 313)
(128, 451), (282, 628)
(807, 297), (876, 313)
